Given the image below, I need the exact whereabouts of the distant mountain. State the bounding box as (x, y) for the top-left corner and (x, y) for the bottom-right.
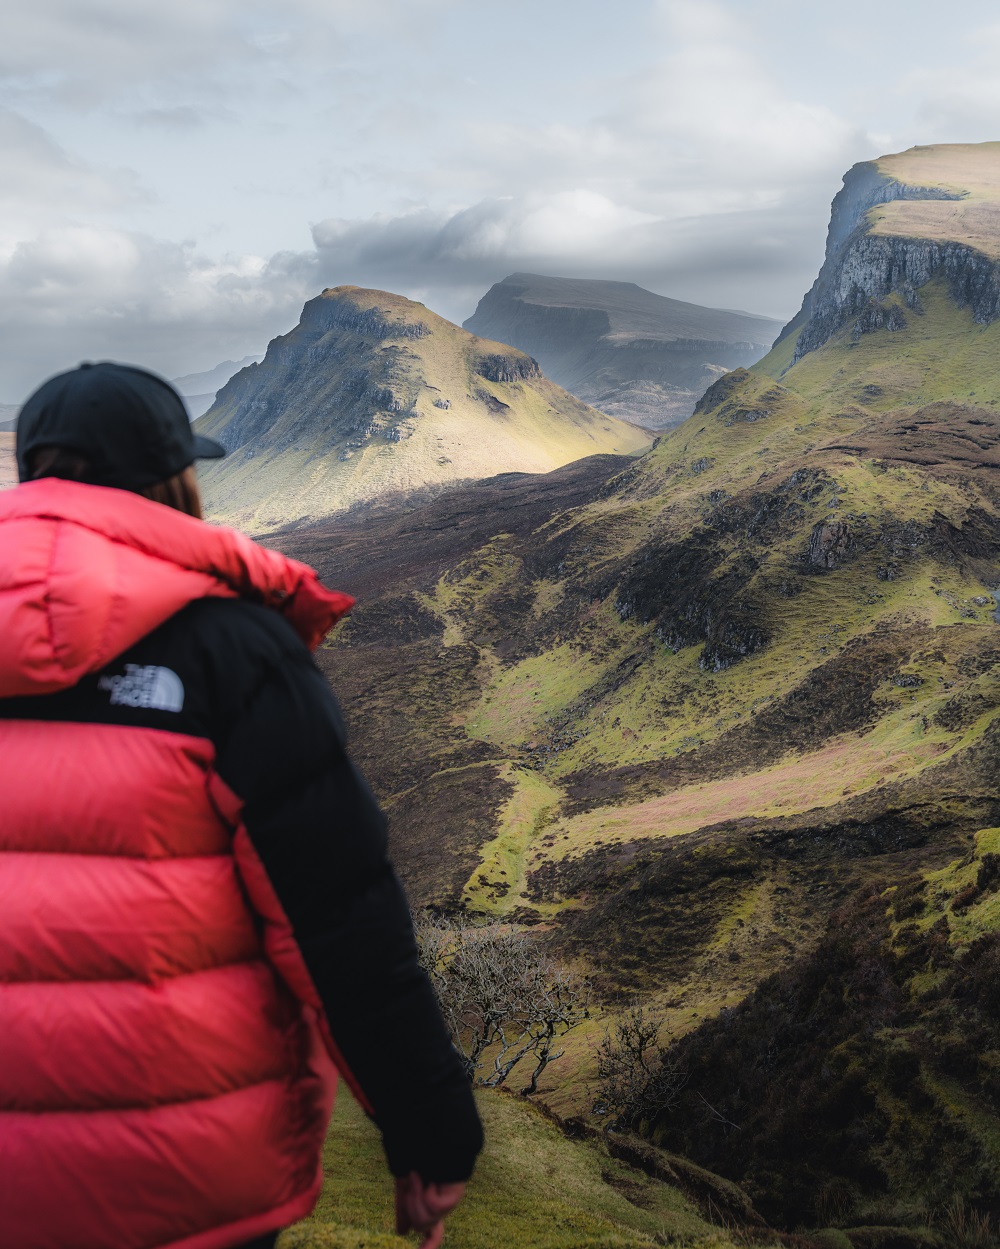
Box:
(195, 286), (650, 530)
(463, 273), (783, 429)
(172, 355), (262, 419)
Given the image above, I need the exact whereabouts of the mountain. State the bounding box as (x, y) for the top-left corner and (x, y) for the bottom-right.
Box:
(172, 355), (262, 419)
(276, 143), (1000, 1239)
(195, 286), (650, 529)
(463, 273), (783, 430)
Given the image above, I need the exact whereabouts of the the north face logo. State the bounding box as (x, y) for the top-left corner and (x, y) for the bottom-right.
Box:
(98, 665), (185, 713)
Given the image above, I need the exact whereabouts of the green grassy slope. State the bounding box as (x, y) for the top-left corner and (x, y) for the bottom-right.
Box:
(656, 826), (1000, 1239)
(277, 143), (1000, 1239)
(301, 267), (1000, 1113)
(281, 1090), (764, 1249)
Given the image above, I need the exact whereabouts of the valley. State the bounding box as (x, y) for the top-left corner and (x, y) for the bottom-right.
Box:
(273, 142), (1000, 1244)
(4, 140), (1000, 1247)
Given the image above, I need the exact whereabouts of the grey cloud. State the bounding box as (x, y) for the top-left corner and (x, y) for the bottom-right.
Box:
(0, 230), (318, 401)
(310, 189), (831, 325)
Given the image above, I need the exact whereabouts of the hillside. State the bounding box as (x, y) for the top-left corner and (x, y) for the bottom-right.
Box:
(278, 143), (1000, 1240)
(0, 434), (15, 487)
(195, 286), (649, 529)
(282, 1090), (772, 1249)
(463, 273), (783, 429)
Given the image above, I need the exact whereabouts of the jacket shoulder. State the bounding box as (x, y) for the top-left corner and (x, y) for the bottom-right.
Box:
(165, 598), (313, 664)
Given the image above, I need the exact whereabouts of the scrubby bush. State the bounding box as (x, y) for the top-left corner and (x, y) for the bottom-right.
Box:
(592, 1002), (686, 1131)
(414, 913), (589, 1093)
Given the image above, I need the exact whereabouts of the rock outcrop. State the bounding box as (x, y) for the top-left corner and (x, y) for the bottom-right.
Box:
(463, 273), (783, 430)
(779, 150), (1000, 362)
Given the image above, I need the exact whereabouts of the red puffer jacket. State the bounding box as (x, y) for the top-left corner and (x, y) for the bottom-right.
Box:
(0, 479), (357, 1249)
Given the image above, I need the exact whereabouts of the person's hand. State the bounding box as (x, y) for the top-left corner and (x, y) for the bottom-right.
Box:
(395, 1171), (466, 1248)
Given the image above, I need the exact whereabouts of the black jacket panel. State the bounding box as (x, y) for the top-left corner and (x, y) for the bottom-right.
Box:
(0, 597), (482, 1183)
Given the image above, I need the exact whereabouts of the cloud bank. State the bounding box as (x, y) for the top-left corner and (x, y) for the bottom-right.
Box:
(1, 0), (999, 399)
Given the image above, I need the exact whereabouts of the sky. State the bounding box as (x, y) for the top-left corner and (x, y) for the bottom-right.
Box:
(2, 0), (1000, 400)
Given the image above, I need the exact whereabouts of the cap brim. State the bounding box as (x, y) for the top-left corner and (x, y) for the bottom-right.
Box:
(193, 434), (226, 460)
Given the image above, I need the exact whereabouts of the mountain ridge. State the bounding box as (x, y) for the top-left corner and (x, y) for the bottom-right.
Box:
(463, 272), (783, 430)
(779, 142), (1000, 363)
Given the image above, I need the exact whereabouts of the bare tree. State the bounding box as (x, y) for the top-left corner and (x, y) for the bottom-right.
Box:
(415, 913), (589, 1094)
(593, 1002), (686, 1130)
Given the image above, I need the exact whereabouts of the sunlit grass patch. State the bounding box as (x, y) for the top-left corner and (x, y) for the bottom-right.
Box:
(461, 766), (564, 914)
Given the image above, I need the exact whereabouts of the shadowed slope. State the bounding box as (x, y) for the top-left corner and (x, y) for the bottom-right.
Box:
(464, 273), (782, 430)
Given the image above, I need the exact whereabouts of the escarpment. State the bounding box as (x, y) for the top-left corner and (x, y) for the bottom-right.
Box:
(792, 230), (1000, 361)
(782, 145), (1000, 361)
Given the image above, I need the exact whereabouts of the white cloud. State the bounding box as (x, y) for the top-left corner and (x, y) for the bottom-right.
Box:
(305, 1), (869, 323)
(0, 0), (867, 397)
(9, 0), (997, 403)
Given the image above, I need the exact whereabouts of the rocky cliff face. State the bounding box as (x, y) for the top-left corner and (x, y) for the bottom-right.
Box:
(464, 273), (783, 430)
(779, 158), (1000, 361)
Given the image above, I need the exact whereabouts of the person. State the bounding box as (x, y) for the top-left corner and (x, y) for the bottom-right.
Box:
(0, 362), (482, 1249)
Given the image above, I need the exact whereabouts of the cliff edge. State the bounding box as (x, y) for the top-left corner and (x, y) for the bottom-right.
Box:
(778, 141), (1000, 363)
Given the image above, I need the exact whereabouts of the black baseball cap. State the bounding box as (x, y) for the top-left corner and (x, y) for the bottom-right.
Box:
(16, 361), (226, 488)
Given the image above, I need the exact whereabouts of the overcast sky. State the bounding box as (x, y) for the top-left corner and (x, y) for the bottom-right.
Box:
(2, 0), (1000, 400)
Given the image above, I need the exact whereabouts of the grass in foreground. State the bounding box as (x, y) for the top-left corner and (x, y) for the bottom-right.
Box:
(280, 1088), (753, 1249)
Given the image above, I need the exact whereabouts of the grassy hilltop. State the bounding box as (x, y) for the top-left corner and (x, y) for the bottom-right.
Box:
(279, 143), (1000, 1240)
(871, 142), (1000, 257)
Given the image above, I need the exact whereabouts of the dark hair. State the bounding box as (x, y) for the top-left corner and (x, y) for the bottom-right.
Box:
(25, 446), (203, 519)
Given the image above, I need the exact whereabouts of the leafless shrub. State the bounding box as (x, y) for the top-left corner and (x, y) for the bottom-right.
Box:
(938, 1196), (997, 1248)
(593, 1002), (686, 1130)
(415, 913), (589, 1094)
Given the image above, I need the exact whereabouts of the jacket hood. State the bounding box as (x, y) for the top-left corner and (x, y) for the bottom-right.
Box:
(0, 478), (353, 697)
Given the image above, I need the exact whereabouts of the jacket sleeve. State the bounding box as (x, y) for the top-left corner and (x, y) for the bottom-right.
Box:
(213, 641), (483, 1184)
